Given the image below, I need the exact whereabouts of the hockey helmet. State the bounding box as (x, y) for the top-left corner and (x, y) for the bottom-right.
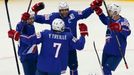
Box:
(107, 3), (121, 16)
(59, 2), (69, 10)
(52, 18), (65, 32)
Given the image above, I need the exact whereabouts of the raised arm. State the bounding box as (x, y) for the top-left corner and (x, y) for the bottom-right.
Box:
(70, 36), (85, 50)
(76, 0), (103, 19)
(94, 7), (109, 25)
(8, 30), (45, 45)
(20, 31), (44, 45)
(90, 0), (110, 25)
(31, 2), (51, 24)
(70, 23), (88, 50)
(75, 7), (94, 19)
(34, 14), (51, 24)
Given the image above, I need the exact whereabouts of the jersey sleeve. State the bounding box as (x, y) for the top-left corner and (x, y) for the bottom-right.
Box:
(120, 19), (131, 38)
(69, 35), (85, 50)
(16, 21), (24, 33)
(98, 13), (110, 25)
(34, 14), (51, 24)
(75, 7), (94, 20)
(20, 31), (45, 45)
(16, 21), (29, 35)
(16, 23), (21, 32)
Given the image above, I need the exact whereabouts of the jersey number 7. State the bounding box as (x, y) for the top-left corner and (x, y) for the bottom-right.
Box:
(53, 43), (62, 58)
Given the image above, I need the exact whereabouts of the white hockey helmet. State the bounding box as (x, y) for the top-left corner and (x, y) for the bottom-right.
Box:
(107, 3), (121, 15)
(59, 2), (69, 10)
(52, 18), (65, 32)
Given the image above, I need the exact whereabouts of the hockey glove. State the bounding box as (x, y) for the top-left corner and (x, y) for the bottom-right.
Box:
(21, 12), (30, 21)
(90, 0), (102, 10)
(32, 2), (44, 14)
(109, 22), (122, 32)
(79, 23), (88, 37)
(95, 7), (103, 15)
(8, 30), (20, 41)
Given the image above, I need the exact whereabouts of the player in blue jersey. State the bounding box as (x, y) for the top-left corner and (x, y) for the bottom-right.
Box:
(8, 12), (38, 75)
(93, 3), (131, 75)
(8, 18), (88, 75)
(31, 1), (102, 74)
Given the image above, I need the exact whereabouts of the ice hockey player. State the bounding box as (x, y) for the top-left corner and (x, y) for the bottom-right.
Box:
(92, 2), (131, 75)
(8, 18), (88, 75)
(31, 1), (102, 75)
(8, 12), (38, 75)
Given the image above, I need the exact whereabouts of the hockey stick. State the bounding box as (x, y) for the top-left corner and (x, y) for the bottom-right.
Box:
(102, 0), (128, 69)
(27, 0), (32, 12)
(21, 0), (33, 34)
(93, 41), (104, 75)
(5, 0), (21, 75)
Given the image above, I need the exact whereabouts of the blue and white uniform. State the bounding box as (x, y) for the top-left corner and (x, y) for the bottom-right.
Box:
(98, 13), (131, 75)
(20, 30), (85, 74)
(99, 13), (131, 56)
(34, 7), (93, 73)
(16, 21), (38, 75)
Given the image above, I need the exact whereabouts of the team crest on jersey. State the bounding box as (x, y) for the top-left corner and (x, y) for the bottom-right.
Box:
(69, 14), (75, 19)
(68, 14), (75, 23)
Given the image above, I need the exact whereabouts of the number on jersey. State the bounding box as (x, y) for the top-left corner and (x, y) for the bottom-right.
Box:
(53, 43), (62, 58)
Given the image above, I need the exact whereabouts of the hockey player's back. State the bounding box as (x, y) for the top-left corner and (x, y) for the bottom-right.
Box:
(34, 30), (85, 73)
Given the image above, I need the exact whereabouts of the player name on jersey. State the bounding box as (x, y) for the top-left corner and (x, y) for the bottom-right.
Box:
(49, 33), (67, 40)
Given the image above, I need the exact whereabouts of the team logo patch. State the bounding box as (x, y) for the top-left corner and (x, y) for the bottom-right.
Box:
(72, 37), (78, 43)
(44, 14), (51, 20)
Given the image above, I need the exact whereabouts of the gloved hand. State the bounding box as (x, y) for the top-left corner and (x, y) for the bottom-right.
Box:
(8, 30), (20, 41)
(21, 12), (30, 21)
(90, 0), (102, 10)
(109, 22), (122, 32)
(79, 23), (88, 37)
(95, 7), (103, 15)
(32, 2), (44, 14)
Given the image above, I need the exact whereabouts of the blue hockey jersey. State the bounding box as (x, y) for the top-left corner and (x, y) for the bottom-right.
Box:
(34, 7), (94, 37)
(16, 21), (38, 62)
(98, 13), (131, 56)
(20, 30), (85, 73)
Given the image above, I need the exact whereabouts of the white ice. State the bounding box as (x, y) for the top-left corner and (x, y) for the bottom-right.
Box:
(0, 0), (134, 75)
